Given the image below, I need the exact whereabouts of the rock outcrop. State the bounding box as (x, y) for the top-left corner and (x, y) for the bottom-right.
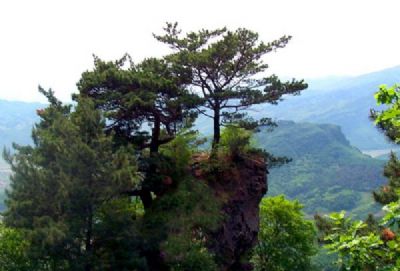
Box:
(193, 154), (268, 270)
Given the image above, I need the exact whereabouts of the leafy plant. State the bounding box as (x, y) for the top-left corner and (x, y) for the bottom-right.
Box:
(372, 83), (400, 142)
(323, 201), (400, 271)
(0, 222), (37, 271)
(252, 195), (317, 271)
(219, 125), (252, 157)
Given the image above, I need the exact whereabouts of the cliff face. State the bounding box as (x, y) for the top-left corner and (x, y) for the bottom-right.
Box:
(194, 154), (268, 270)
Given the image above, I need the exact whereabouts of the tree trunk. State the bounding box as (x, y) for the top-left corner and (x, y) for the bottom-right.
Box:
(212, 105), (220, 148)
(150, 114), (161, 154)
(140, 189), (153, 210)
(85, 206), (93, 271)
(141, 113), (161, 210)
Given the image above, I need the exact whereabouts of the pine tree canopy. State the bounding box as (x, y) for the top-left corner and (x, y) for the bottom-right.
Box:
(3, 88), (142, 270)
(154, 22), (308, 146)
(77, 55), (201, 153)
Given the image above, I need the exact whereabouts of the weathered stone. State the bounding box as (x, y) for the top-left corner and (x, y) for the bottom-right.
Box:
(206, 155), (268, 271)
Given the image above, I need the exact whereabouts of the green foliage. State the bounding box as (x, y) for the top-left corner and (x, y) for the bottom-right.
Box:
(142, 177), (221, 271)
(93, 198), (147, 270)
(217, 124), (289, 170)
(155, 22), (307, 145)
(255, 67), (400, 151)
(160, 130), (204, 177)
(323, 207), (400, 271)
(252, 195), (317, 271)
(77, 55), (199, 152)
(311, 247), (339, 271)
(372, 83), (400, 143)
(219, 125), (252, 156)
(3, 92), (143, 270)
(256, 121), (384, 216)
(1, 24), (314, 270)
(324, 212), (383, 270)
(0, 221), (38, 271)
(321, 83), (400, 270)
(121, 123), (221, 270)
(373, 152), (400, 204)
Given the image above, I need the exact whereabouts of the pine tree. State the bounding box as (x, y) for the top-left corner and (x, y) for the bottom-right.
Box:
(154, 23), (307, 146)
(77, 55), (200, 153)
(3, 89), (142, 270)
(77, 56), (203, 209)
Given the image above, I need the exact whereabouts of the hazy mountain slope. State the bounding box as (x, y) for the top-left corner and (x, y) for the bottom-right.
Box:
(255, 121), (385, 217)
(0, 99), (42, 150)
(0, 157), (10, 211)
(0, 99), (42, 211)
(252, 66), (400, 150)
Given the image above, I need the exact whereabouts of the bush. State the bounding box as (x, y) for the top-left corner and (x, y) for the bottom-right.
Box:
(0, 222), (39, 271)
(219, 125), (252, 156)
(252, 195), (317, 271)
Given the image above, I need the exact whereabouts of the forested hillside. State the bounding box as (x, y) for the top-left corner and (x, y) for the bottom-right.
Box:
(253, 66), (400, 151)
(256, 121), (385, 216)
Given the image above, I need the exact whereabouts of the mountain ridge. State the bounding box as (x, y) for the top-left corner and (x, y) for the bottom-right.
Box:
(250, 65), (400, 150)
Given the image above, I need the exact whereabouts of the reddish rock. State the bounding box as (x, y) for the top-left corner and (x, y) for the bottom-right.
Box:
(205, 155), (267, 271)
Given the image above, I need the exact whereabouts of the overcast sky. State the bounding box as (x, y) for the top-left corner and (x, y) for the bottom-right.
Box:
(1, 0), (400, 102)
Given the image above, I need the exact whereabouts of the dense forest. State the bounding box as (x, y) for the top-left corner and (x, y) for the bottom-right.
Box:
(1, 23), (400, 271)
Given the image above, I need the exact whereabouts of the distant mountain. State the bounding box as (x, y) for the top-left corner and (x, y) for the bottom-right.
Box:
(0, 99), (43, 150)
(0, 157), (10, 211)
(0, 99), (42, 211)
(255, 121), (385, 217)
(251, 66), (400, 150)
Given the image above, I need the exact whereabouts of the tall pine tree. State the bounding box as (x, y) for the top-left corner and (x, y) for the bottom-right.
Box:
(4, 89), (142, 270)
(154, 23), (307, 146)
(77, 56), (202, 210)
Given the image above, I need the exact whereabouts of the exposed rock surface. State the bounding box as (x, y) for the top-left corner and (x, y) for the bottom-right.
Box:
(193, 154), (268, 270)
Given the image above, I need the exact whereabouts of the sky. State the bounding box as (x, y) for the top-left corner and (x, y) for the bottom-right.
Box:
(1, 0), (400, 102)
